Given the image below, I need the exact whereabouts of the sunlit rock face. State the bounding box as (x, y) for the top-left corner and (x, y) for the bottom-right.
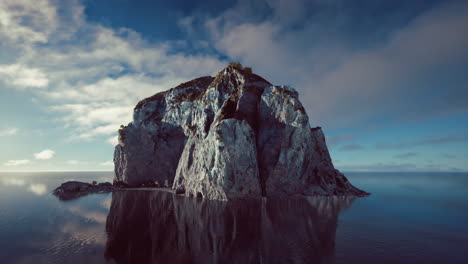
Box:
(105, 190), (355, 264)
(113, 63), (368, 200)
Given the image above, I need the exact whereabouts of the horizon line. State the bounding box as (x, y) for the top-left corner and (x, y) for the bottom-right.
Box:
(0, 170), (466, 173)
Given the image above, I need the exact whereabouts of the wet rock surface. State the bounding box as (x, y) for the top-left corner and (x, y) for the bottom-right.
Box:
(114, 63), (369, 200)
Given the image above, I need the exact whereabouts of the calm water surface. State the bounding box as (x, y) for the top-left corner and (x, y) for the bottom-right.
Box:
(0, 172), (467, 263)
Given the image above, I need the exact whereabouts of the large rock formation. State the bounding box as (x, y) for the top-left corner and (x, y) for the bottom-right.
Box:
(114, 63), (368, 200)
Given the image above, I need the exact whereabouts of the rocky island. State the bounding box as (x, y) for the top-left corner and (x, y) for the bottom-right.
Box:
(113, 63), (368, 201)
(53, 181), (114, 200)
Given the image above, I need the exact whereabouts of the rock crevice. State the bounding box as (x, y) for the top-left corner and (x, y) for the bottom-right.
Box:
(114, 63), (368, 200)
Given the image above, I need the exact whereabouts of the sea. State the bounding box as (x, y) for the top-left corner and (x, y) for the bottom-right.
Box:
(0, 172), (467, 263)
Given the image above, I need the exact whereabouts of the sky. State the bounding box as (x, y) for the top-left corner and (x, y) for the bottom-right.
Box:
(0, 0), (467, 172)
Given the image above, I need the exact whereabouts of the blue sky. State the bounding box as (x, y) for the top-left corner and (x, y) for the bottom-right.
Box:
(0, 0), (467, 172)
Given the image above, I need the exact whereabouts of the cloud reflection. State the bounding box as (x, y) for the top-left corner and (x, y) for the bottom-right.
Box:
(68, 206), (108, 224)
(1, 177), (26, 186)
(28, 183), (47, 195)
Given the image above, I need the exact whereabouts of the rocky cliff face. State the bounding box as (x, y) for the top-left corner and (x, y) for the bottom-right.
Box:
(114, 63), (368, 200)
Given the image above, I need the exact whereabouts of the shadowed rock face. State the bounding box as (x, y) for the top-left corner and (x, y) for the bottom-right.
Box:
(105, 190), (355, 264)
(114, 64), (368, 200)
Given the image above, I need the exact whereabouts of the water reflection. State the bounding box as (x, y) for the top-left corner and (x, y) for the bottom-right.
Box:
(105, 191), (355, 264)
(1, 176), (48, 196)
(1, 178), (26, 186)
(28, 183), (47, 195)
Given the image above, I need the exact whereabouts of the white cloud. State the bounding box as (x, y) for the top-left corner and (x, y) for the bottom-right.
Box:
(78, 124), (120, 139)
(68, 105), (130, 127)
(99, 161), (113, 166)
(4, 160), (30, 166)
(107, 136), (119, 146)
(34, 149), (55, 160)
(50, 103), (132, 141)
(0, 128), (17, 136)
(0, 64), (49, 88)
(43, 74), (173, 104)
(0, 0), (225, 144)
(0, 0), (58, 44)
(28, 183), (47, 195)
(66, 160), (89, 165)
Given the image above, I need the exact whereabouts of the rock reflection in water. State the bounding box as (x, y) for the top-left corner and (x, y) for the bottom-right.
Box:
(105, 190), (355, 264)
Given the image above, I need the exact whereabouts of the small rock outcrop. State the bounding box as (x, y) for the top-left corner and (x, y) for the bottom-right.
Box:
(114, 63), (368, 200)
(52, 181), (114, 200)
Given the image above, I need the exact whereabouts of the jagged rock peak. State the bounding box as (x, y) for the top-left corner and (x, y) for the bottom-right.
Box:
(113, 63), (369, 201)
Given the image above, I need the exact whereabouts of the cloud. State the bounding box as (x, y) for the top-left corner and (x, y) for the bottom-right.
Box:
(43, 74), (176, 105)
(34, 149), (55, 160)
(0, 64), (49, 88)
(377, 135), (468, 149)
(0, 0), (58, 44)
(338, 162), (417, 171)
(339, 144), (363, 151)
(66, 160), (90, 165)
(326, 133), (355, 147)
(337, 162), (464, 172)
(4, 160), (30, 166)
(78, 124), (120, 140)
(99, 161), (113, 166)
(195, 0), (468, 128)
(0, 0), (226, 144)
(28, 183), (47, 195)
(50, 103), (131, 127)
(107, 136), (119, 146)
(66, 160), (81, 165)
(50, 103), (131, 142)
(394, 152), (418, 159)
(441, 154), (456, 159)
(0, 128), (17, 136)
